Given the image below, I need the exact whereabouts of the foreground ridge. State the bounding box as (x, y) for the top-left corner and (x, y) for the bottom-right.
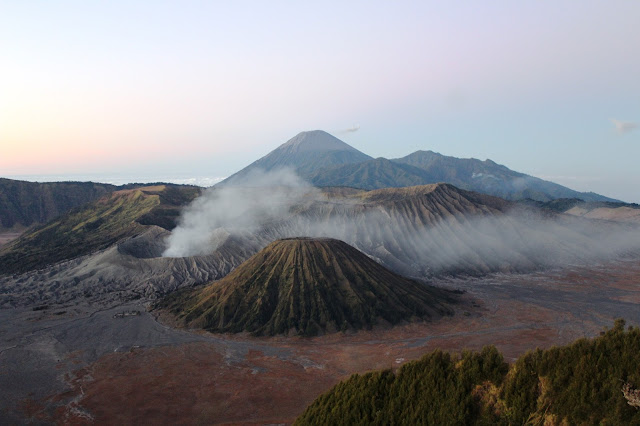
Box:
(296, 319), (640, 424)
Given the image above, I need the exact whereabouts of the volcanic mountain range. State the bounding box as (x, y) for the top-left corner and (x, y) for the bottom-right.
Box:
(1, 181), (637, 310)
(1, 129), (638, 311)
(222, 130), (618, 202)
(1, 130), (640, 424)
(0, 129), (627, 240)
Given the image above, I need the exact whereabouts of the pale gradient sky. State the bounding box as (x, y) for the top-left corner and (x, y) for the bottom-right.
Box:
(1, 1), (639, 201)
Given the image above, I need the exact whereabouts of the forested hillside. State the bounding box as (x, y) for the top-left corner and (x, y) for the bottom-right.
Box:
(297, 320), (640, 425)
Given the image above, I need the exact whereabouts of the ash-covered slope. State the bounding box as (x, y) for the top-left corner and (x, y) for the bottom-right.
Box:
(159, 238), (456, 336)
(0, 225), (259, 307)
(0, 184), (201, 274)
(3, 183), (637, 310)
(220, 130), (372, 184)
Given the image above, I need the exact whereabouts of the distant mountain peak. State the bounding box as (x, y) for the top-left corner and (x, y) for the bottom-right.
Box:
(219, 131), (617, 202)
(219, 130), (372, 184)
(278, 130), (362, 154)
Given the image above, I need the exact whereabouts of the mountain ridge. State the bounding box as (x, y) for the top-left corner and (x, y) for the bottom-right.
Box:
(0, 178), (117, 232)
(219, 130), (618, 202)
(0, 184), (202, 274)
(392, 150), (617, 202)
(2, 183), (639, 309)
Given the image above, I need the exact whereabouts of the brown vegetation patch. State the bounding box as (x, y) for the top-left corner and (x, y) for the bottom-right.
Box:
(51, 307), (580, 425)
(54, 342), (338, 425)
(29, 258), (640, 424)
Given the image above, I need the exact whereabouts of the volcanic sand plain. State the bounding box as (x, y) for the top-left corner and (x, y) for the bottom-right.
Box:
(1, 257), (639, 424)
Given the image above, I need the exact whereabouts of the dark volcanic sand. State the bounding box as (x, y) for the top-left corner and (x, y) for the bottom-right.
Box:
(2, 258), (639, 424)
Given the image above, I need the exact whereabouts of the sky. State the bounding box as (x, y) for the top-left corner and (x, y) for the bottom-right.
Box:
(1, 1), (639, 201)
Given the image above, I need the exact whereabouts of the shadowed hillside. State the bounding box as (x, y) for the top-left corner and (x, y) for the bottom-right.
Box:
(0, 178), (116, 231)
(158, 238), (457, 336)
(307, 157), (432, 190)
(303, 150), (618, 202)
(0, 184), (201, 274)
(519, 198), (640, 224)
(392, 150), (618, 202)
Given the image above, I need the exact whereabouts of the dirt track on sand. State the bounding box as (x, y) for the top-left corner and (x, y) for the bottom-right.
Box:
(0, 232), (22, 247)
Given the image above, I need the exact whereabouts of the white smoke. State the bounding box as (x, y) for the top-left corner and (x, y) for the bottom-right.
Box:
(163, 169), (640, 277)
(255, 202), (640, 277)
(163, 168), (319, 257)
(339, 124), (360, 134)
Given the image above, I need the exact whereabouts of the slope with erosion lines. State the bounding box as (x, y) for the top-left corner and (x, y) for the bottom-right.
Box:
(2, 184), (638, 309)
(307, 157), (432, 190)
(0, 184), (201, 274)
(242, 184), (635, 278)
(158, 238), (458, 336)
(0, 225), (260, 308)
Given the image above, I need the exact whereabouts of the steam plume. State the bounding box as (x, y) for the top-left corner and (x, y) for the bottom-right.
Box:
(164, 170), (640, 277)
(163, 168), (318, 257)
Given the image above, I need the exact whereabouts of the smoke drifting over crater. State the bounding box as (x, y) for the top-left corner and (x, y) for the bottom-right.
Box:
(162, 169), (318, 257)
(164, 169), (640, 277)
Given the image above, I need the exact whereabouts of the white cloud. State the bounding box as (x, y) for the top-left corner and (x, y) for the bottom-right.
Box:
(339, 124), (360, 134)
(611, 119), (638, 134)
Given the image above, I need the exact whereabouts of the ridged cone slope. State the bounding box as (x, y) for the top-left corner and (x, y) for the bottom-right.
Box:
(160, 238), (456, 336)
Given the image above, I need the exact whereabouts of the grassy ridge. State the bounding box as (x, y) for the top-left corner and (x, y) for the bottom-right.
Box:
(296, 319), (640, 425)
(0, 185), (201, 274)
(158, 238), (457, 336)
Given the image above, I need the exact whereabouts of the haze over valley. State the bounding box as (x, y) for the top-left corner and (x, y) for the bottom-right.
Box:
(2, 2), (640, 424)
